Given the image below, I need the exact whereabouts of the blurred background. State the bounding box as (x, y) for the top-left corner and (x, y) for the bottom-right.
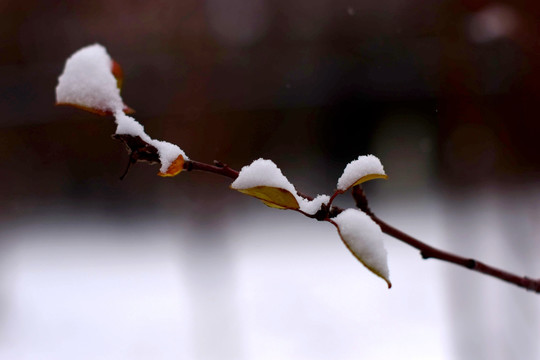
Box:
(1, 0), (540, 359)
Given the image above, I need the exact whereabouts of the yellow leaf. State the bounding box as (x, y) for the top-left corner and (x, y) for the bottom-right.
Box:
(347, 173), (388, 190)
(158, 155), (185, 177)
(234, 186), (300, 210)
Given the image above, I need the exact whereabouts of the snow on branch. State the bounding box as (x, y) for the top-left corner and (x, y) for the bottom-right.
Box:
(55, 44), (187, 176)
(54, 44), (540, 294)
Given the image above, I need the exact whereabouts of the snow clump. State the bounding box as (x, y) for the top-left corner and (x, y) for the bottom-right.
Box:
(336, 155), (385, 192)
(56, 44), (123, 113)
(333, 208), (390, 286)
(231, 158), (297, 194)
(231, 158), (329, 215)
(56, 44), (187, 173)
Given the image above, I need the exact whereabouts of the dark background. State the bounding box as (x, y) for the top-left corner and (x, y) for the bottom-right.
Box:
(2, 0), (540, 216)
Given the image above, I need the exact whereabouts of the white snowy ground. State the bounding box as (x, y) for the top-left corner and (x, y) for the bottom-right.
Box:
(0, 191), (538, 360)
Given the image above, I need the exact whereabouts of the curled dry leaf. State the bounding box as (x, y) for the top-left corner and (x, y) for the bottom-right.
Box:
(158, 155), (185, 177)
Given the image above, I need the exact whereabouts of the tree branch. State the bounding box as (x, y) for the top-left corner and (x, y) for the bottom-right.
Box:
(114, 134), (540, 294)
(351, 185), (540, 293)
(188, 159), (239, 180)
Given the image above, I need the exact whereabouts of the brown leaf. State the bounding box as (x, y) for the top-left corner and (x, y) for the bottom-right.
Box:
(158, 155), (185, 177)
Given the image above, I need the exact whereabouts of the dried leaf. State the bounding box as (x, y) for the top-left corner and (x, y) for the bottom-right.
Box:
(158, 155), (185, 177)
(111, 60), (124, 90)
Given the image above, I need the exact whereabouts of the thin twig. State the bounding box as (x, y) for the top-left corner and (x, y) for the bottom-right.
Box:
(187, 159), (239, 179)
(376, 217), (540, 292)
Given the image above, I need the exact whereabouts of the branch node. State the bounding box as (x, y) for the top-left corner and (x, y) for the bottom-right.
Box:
(314, 204), (330, 221)
(465, 259), (477, 269)
(328, 206), (342, 219)
(352, 185), (373, 216)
